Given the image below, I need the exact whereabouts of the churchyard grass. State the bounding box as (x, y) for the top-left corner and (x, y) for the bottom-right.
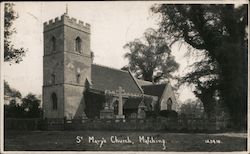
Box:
(4, 130), (247, 151)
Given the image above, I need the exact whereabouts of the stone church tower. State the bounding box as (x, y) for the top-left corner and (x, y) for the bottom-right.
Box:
(43, 13), (91, 120)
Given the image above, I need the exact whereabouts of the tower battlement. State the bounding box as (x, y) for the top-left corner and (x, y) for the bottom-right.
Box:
(44, 14), (91, 33)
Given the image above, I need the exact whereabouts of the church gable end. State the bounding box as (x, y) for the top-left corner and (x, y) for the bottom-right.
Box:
(160, 84), (178, 111)
(141, 83), (178, 112)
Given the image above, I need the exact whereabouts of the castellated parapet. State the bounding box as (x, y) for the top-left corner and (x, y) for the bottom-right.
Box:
(43, 14), (91, 33)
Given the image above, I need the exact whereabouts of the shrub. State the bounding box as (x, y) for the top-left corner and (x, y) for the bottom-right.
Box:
(159, 110), (178, 118)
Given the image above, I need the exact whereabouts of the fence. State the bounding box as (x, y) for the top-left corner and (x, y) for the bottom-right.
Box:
(5, 116), (232, 132)
(4, 118), (43, 131)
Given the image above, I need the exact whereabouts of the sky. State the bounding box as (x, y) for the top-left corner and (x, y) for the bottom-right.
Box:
(3, 2), (199, 103)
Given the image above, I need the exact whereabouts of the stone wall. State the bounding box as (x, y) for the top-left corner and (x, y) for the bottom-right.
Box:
(64, 53), (91, 85)
(43, 53), (64, 86)
(43, 25), (64, 55)
(64, 24), (90, 55)
(43, 84), (64, 119)
(64, 84), (85, 119)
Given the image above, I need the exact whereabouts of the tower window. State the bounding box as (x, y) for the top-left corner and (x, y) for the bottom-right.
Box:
(85, 79), (91, 90)
(51, 36), (56, 52)
(51, 74), (55, 84)
(76, 73), (80, 83)
(51, 92), (57, 110)
(167, 98), (172, 110)
(75, 37), (82, 53)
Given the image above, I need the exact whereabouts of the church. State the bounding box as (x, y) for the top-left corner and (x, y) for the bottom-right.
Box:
(42, 12), (178, 121)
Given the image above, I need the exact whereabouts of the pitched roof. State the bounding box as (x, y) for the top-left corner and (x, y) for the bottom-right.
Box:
(91, 64), (142, 95)
(141, 84), (167, 99)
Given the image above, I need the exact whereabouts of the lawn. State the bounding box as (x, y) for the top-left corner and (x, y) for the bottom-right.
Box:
(4, 130), (247, 152)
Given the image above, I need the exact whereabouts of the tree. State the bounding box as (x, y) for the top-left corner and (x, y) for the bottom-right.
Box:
(4, 92), (43, 118)
(21, 93), (42, 118)
(4, 80), (22, 98)
(4, 3), (26, 63)
(4, 99), (25, 118)
(151, 4), (248, 129)
(159, 110), (178, 118)
(123, 28), (179, 82)
(179, 58), (219, 118)
(180, 99), (204, 117)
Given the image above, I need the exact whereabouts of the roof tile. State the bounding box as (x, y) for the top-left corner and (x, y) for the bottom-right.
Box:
(91, 64), (142, 95)
(141, 84), (167, 99)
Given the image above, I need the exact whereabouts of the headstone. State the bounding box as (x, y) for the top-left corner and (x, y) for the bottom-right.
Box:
(137, 109), (146, 119)
(138, 101), (146, 119)
(100, 98), (114, 119)
(81, 112), (88, 123)
(100, 109), (114, 119)
(130, 113), (137, 118)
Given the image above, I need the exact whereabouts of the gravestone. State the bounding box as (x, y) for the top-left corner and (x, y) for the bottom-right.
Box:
(138, 109), (146, 119)
(138, 101), (146, 119)
(81, 112), (88, 123)
(100, 102), (114, 119)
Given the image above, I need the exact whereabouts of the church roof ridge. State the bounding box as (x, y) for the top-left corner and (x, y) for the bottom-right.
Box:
(137, 79), (152, 82)
(92, 63), (129, 73)
(142, 82), (168, 87)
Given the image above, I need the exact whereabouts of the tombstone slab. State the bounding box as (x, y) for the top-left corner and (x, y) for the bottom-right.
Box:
(115, 115), (125, 122)
(100, 109), (114, 119)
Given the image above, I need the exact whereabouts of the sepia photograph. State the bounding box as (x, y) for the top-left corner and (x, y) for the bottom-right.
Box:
(1, 1), (249, 153)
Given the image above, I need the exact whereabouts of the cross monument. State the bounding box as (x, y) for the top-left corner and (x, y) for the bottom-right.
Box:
(116, 86), (125, 117)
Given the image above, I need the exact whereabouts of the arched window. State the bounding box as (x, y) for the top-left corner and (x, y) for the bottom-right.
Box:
(51, 93), (57, 110)
(85, 79), (90, 89)
(167, 98), (172, 110)
(149, 104), (153, 111)
(75, 37), (82, 53)
(51, 36), (56, 51)
(51, 74), (55, 84)
(76, 73), (80, 83)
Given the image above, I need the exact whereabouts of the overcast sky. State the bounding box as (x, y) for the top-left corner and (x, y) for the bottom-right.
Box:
(3, 2), (201, 103)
